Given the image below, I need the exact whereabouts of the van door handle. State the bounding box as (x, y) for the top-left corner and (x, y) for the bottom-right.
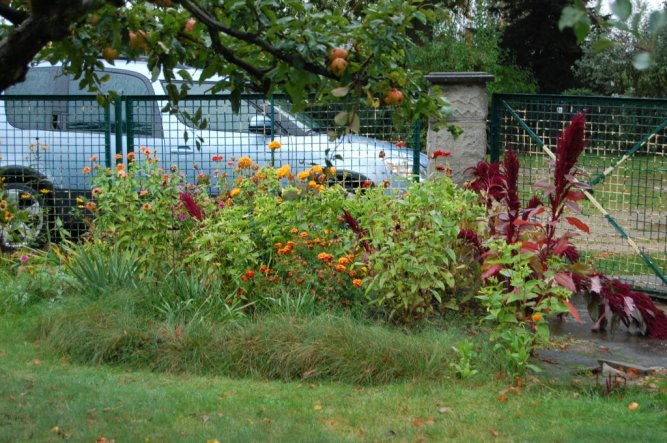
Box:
(172, 145), (192, 154)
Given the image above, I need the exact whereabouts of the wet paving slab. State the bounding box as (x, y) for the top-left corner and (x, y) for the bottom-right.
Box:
(535, 295), (667, 379)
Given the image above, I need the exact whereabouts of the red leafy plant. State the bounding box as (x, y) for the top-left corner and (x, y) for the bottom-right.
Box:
(466, 112), (667, 339)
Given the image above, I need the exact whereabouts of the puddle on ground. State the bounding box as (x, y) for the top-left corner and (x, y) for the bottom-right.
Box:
(535, 295), (667, 378)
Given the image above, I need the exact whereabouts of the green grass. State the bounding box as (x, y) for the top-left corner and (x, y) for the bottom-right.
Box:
(1, 312), (666, 442)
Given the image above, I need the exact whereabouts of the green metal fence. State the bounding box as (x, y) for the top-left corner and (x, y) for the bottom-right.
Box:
(0, 94), (421, 246)
(490, 93), (667, 298)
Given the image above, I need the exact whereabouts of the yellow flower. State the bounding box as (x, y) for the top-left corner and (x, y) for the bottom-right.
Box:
(337, 257), (350, 266)
(308, 180), (318, 189)
(20, 193), (30, 199)
(3, 210), (13, 222)
(276, 164), (291, 179)
(230, 188), (241, 198)
(311, 165), (323, 174)
(39, 188), (50, 194)
(297, 171), (310, 180)
(268, 140), (282, 150)
(238, 156), (253, 169)
(328, 167), (336, 176)
(0, 200), (7, 210)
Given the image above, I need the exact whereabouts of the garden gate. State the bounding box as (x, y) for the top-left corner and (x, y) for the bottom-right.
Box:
(490, 94), (667, 299)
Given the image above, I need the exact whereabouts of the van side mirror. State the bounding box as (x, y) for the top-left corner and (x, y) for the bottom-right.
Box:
(248, 115), (272, 135)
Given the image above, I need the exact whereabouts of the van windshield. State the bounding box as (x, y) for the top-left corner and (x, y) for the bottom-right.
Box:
(165, 81), (321, 135)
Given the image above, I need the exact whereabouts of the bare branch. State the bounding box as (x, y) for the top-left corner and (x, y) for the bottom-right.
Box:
(0, 3), (29, 25)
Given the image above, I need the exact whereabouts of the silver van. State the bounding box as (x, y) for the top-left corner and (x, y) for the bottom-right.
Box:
(0, 60), (426, 248)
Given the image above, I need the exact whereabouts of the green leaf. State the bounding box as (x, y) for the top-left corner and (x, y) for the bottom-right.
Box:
(611, 0), (632, 22)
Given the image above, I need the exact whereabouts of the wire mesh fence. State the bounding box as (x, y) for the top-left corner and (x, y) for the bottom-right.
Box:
(490, 93), (667, 297)
(0, 94), (422, 248)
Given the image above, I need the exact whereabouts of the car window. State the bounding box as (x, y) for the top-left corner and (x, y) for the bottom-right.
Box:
(68, 70), (159, 137)
(166, 81), (320, 135)
(4, 67), (67, 131)
(4, 67), (160, 137)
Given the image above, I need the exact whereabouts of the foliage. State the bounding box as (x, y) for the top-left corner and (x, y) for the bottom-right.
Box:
(410, 0), (538, 95)
(571, 26), (667, 97)
(344, 177), (484, 323)
(450, 339), (479, 379)
(493, 0), (582, 93)
(0, 0), (452, 131)
(561, 0), (667, 72)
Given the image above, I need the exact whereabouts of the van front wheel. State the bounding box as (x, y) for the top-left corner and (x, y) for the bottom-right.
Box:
(0, 183), (47, 251)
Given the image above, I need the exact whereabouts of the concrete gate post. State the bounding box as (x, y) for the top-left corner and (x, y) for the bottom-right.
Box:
(424, 72), (494, 184)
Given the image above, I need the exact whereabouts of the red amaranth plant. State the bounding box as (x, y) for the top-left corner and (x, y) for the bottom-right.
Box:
(179, 192), (204, 221)
(465, 112), (667, 339)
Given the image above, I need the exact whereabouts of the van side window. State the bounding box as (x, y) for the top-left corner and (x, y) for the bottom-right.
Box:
(68, 70), (160, 137)
(4, 67), (67, 131)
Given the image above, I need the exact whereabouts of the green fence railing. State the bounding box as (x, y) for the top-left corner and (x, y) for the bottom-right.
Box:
(490, 93), (667, 298)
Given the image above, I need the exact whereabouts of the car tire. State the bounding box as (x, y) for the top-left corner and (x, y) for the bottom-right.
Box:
(0, 182), (49, 251)
(332, 172), (369, 194)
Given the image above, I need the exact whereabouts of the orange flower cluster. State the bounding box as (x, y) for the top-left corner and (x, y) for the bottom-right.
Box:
(241, 269), (255, 281)
(275, 240), (296, 255)
(317, 252), (334, 262)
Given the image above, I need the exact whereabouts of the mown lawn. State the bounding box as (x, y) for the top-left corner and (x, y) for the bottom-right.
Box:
(1, 313), (666, 443)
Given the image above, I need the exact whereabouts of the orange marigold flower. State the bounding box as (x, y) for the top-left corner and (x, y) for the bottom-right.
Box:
(352, 279), (363, 288)
(89, 155), (98, 162)
(259, 265), (271, 274)
(241, 269), (255, 281)
(238, 156), (253, 169)
(532, 313), (542, 322)
(308, 180), (318, 189)
(85, 201), (97, 212)
(274, 242), (283, 250)
(328, 167), (336, 176)
(299, 231), (308, 239)
(92, 188), (102, 197)
(116, 163), (125, 171)
(268, 140), (282, 150)
(139, 189), (149, 197)
(276, 164), (291, 179)
(335, 264), (346, 272)
(290, 227), (299, 234)
(277, 248), (289, 255)
(311, 165), (323, 174)
(142, 202), (152, 211)
(337, 257), (350, 266)
(117, 170), (127, 178)
(230, 188), (241, 198)
(348, 270), (357, 278)
(115, 153), (123, 160)
(82, 166), (91, 174)
(317, 252), (333, 261)
(127, 152), (136, 161)
(297, 171), (310, 180)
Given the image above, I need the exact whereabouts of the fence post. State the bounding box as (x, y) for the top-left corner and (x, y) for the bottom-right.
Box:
(489, 94), (501, 163)
(411, 118), (421, 181)
(104, 100), (112, 168)
(114, 96), (123, 164)
(424, 72), (494, 184)
(125, 98), (134, 156)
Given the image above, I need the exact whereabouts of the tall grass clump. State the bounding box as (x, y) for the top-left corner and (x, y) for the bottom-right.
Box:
(35, 297), (490, 384)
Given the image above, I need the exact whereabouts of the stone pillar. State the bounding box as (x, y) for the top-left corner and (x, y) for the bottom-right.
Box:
(425, 72), (494, 184)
